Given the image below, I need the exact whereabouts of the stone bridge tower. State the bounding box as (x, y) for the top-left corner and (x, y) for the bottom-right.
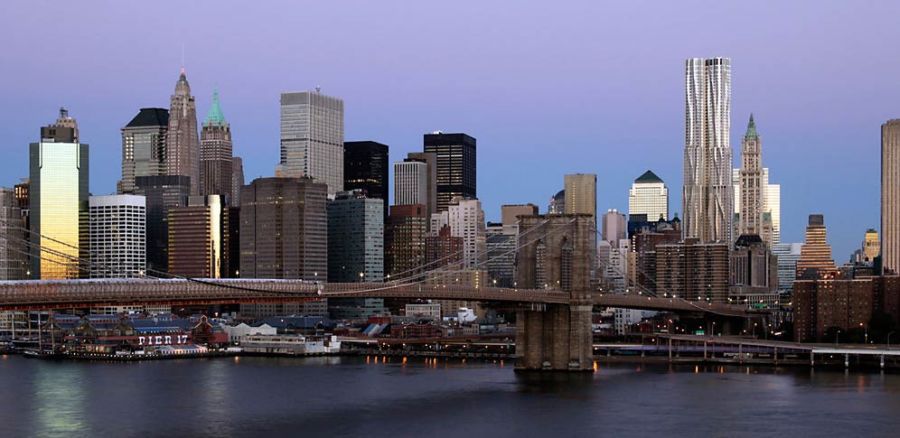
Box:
(515, 214), (595, 371)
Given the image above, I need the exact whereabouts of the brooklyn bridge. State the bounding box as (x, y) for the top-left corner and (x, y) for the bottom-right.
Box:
(0, 215), (764, 371)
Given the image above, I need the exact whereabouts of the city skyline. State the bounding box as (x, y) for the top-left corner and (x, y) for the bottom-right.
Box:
(2, 2), (900, 260)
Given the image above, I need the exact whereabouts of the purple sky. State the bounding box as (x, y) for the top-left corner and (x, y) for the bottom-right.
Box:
(2, 1), (899, 259)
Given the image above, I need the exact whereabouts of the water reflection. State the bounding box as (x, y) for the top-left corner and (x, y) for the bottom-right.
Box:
(34, 362), (87, 436)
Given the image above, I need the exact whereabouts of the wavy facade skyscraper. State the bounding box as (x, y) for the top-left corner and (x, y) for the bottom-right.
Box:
(683, 57), (732, 243)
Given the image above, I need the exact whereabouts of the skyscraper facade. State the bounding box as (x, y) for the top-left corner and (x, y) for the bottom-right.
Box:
(656, 239), (730, 303)
(29, 109), (89, 279)
(239, 177), (328, 280)
(862, 228), (880, 263)
(279, 91), (344, 195)
(327, 190), (384, 282)
(134, 175), (190, 273)
(882, 119), (900, 273)
(564, 173), (597, 219)
(683, 57), (732, 243)
(200, 91), (234, 204)
(628, 170), (668, 221)
(448, 197), (486, 270)
(423, 132), (476, 213)
(166, 69), (200, 196)
(88, 195), (146, 278)
(772, 242), (802, 296)
(601, 209), (627, 243)
(485, 222), (516, 288)
(0, 188), (27, 280)
(168, 195), (225, 278)
(405, 152), (437, 221)
(796, 214), (837, 280)
(231, 156), (244, 207)
(738, 114), (763, 237)
(394, 160), (428, 208)
(118, 108), (168, 194)
(385, 204), (427, 278)
(344, 141), (388, 217)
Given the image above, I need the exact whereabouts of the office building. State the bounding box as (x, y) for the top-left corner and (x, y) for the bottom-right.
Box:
(772, 242), (803, 296)
(683, 57), (732, 243)
(501, 204), (538, 229)
(861, 229), (880, 263)
(134, 175), (190, 273)
(385, 204), (427, 279)
(793, 278), (875, 342)
(423, 132), (476, 213)
(628, 170), (668, 221)
(200, 90), (234, 204)
(394, 160), (428, 208)
(279, 91), (344, 194)
(737, 115), (763, 236)
(344, 141), (388, 217)
(426, 224), (463, 268)
(882, 119), (900, 273)
(656, 239), (730, 303)
(729, 234), (778, 306)
(564, 173), (597, 219)
(168, 195), (225, 278)
(88, 195), (146, 278)
(166, 68), (200, 195)
(231, 156), (244, 207)
(405, 152), (437, 220)
(29, 108), (89, 279)
(327, 190), (384, 282)
(629, 217), (682, 296)
(602, 209), (626, 243)
(240, 177), (328, 318)
(0, 188), (27, 280)
(486, 222), (516, 287)
(796, 214), (837, 280)
(118, 108), (168, 194)
(448, 197), (486, 269)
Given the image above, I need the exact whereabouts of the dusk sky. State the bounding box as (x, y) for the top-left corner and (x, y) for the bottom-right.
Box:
(2, 0), (899, 259)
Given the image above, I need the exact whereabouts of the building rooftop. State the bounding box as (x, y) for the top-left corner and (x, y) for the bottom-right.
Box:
(634, 170), (663, 184)
(126, 108), (169, 128)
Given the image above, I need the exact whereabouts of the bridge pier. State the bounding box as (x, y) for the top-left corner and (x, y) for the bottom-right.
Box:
(516, 302), (593, 372)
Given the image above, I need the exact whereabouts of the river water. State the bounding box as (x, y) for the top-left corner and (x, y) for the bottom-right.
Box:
(1, 354), (899, 437)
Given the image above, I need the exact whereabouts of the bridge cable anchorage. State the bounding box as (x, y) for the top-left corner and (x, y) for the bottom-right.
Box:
(592, 228), (750, 318)
(324, 217), (578, 296)
(0, 220), (319, 296)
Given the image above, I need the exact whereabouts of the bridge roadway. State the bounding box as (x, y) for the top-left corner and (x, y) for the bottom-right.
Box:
(0, 278), (754, 317)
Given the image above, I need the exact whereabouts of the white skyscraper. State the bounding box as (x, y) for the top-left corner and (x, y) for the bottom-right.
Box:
(279, 90), (344, 195)
(628, 170), (668, 221)
(683, 57), (732, 243)
(88, 195), (146, 278)
(393, 160), (428, 206)
(733, 167), (781, 245)
(448, 197), (486, 269)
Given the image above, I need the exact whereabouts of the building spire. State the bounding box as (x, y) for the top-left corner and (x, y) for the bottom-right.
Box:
(205, 89), (226, 126)
(745, 113), (758, 139)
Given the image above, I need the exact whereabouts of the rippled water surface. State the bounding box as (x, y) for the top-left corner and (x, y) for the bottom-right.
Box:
(2, 355), (899, 437)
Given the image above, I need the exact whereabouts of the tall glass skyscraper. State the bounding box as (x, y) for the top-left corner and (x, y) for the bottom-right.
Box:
(29, 109), (89, 279)
(683, 57), (732, 243)
(279, 90), (344, 195)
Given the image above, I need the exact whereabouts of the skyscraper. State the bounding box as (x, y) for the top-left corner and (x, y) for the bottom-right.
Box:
(0, 188), (27, 280)
(88, 195), (146, 278)
(134, 175), (190, 273)
(327, 190), (384, 283)
(683, 57), (732, 243)
(796, 214), (837, 280)
(344, 141), (388, 217)
(168, 195), (225, 278)
(200, 90), (234, 204)
(385, 204), (427, 278)
(601, 209), (627, 243)
(738, 114), (763, 237)
(405, 152), (437, 220)
(166, 68), (200, 196)
(394, 160), (428, 207)
(448, 197), (486, 269)
(279, 91), (344, 195)
(231, 156), (244, 207)
(862, 228), (880, 263)
(564, 173), (597, 219)
(118, 108), (168, 194)
(733, 167), (780, 245)
(772, 242), (802, 296)
(423, 132), (476, 213)
(628, 170), (668, 221)
(29, 108), (89, 279)
(881, 119), (900, 273)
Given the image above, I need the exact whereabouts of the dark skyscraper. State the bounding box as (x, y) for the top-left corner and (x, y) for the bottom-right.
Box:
(166, 68), (200, 196)
(134, 175), (190, 273)
(118, 108), (168, 194)
(200, 90), (234, 204)
(423, 132), (476, 213)
(343, 141), (388, 217)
